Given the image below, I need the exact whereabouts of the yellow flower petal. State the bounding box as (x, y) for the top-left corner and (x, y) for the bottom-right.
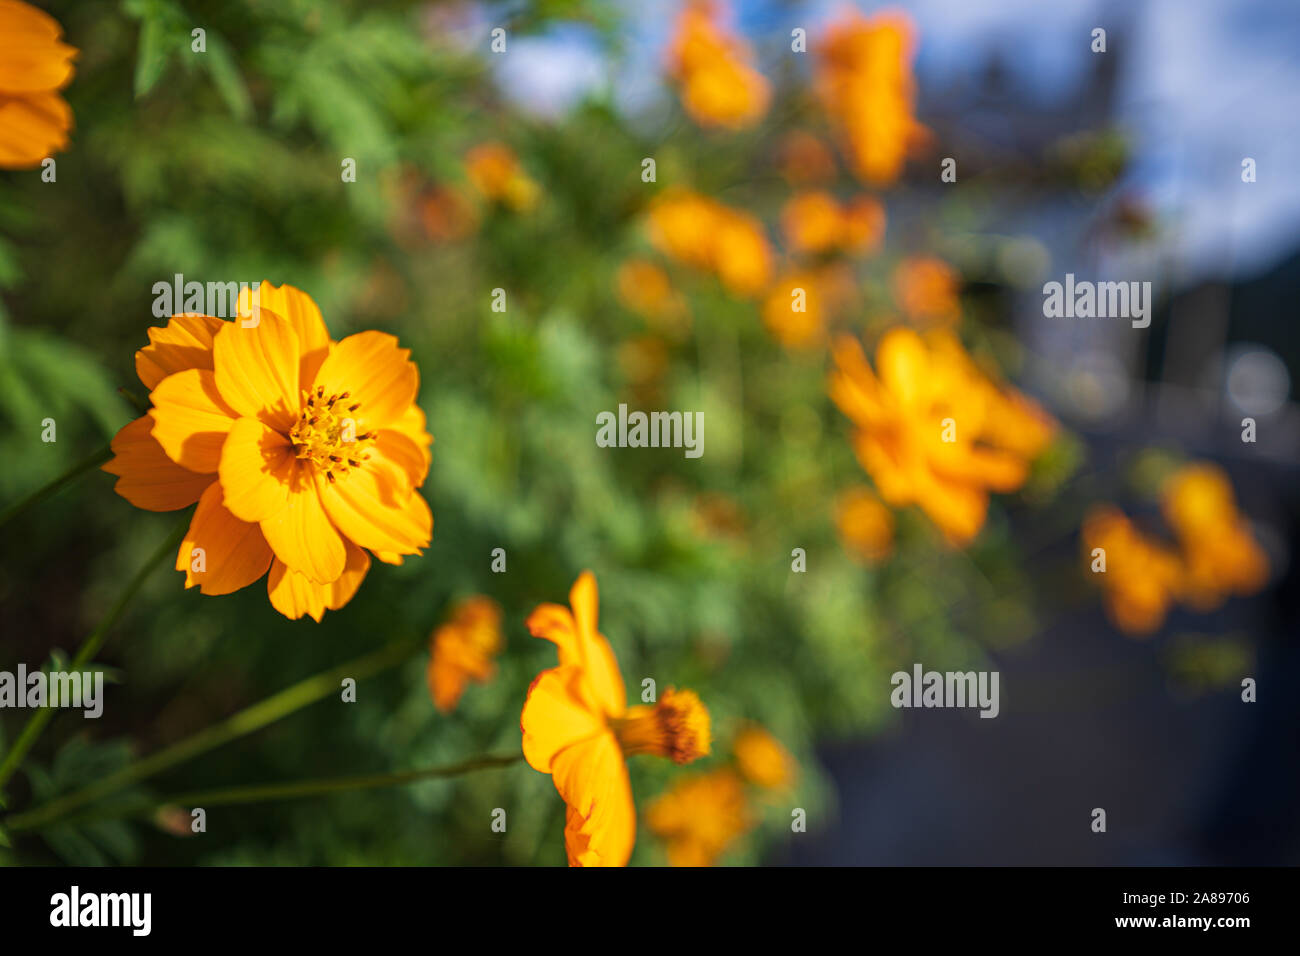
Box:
(212, 309), (301, 432)
(310, 331), (417, 431)
(148, 368), (238, 473)
(239, 282), (331, 385)
(317, 465), (431, 556)
(176, 482), (274, 595)
(102, 415), (214, 512)
(217, 416), (294, 523)
(135, 314), (225, 390)
(266, 542), (370, 622)
(258, 471), (346, 584)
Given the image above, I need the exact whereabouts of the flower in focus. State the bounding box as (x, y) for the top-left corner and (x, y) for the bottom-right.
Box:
(427, 596), (503, 713)
(646, 768), (752, 866)
(666, 0), (769, 130)
(815, 9), (928, 185)
(829, 327), (1055, 546)
(0, 0), (78, 168)
(777, 130), (837, 185)
(102, 282), (433, 621)
(521, 571), (712, 866)
(835, 485), (895, 564)
(648, 189), (773, 298)
(894, 256), (961, 327)
(1081, 505), (1183, 635)
(732, 723), (797, 790)
(1160, 463), (1268, 610)
(464, 142), (539, 212)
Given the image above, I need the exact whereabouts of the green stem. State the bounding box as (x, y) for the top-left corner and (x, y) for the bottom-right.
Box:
(3, 637), (417, 833)
(0, 519), (187, 794)
(0, 443), (112, 531)
(16, 754), (523, 831)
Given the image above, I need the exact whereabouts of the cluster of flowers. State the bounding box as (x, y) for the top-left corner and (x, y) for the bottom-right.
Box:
(1083, 464), (1269, 634)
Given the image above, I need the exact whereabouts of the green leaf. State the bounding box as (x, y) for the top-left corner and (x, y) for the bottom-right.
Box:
(134, 16), (170, 98)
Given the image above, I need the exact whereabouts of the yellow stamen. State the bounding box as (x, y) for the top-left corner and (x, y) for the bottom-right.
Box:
(613, 687), (711, 765)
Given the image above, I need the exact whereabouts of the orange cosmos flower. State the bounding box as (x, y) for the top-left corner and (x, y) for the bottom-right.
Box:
(102, 282), (433, 621)
(732, 723), (797, 790)
(829, 327), (1054, 546)
(521, 571), (711, 867)
(646, 767), (752, 867)
(1081, 505), (1183, 635)
(762, 270), (826, 349)
(781, 191), (845, 256)
(834, 485), (895, 564)
(648, 189), (773, 298)
(842, 196), (886, 255)
(815, 9), (928, 185)
(666, 0), (769, 130)
(615, 259), (689, 332)
(894, 256), (961, 328)
(1160, 463), (1268, 610)
(0, 0), (77, 168)
(777, 130), (837, 185)
(427, 596), (503, 713)
(464, 142), (539, 212)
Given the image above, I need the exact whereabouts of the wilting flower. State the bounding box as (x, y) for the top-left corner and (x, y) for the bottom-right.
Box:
(0, 0), (78, 168)
(777, 130), (837, 185)
(427, 596), (503, 713)
(464, 142), (539, 212)
(521, 571), (712, 866)
(894, 256), (961, 328)
(1160, 463), (1268, 610)
(648, 189), (773, 298)
(732, 723), (797, 790)
(1082, 505), (1182, 635)
(829, 327), (1054, 546)
(835, 486), (895, 564)
(103, 282), (433, 621)
(815, 9), (928, 185)
(646, 768), (752, 866)
(666, 0), (769, 130)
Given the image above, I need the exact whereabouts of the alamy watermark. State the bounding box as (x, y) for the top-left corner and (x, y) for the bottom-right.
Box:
(1042, 273), (1151, 328)
(595, 403), (703, 458)
(152, 274), (262, 326)
(0, 666), (103, 718)
(890, 663), (1000, 718)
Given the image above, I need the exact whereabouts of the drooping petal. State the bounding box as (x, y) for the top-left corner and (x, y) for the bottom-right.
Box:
(266, 541), (370, 622)
(317, 465), (431, 556)
(239, 282), (331, 385)
(310, 331), (417, 430)
(258, 467), (346, 584)
(569, 572), (627, 719)
(212, 309), (301, 431)
(520, 666), (606, 773)
(0, 89), (70, 168)
(175, 483), (273, 595)
(148, 368), (238, 473)
(135, 314), (225, 390)
(102, 415), (214, 511)
(553, 733), (636, 867)
(218, 416), (294, 523)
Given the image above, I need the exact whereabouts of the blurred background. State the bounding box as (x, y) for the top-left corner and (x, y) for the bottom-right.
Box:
(0, 0), (1296, 865)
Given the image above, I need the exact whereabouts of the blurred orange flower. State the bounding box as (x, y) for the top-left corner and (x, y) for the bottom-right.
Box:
(781, 191), (887, 258)
(777, 130), (837, 185)
(762, 270), (826, 348)
(103, 282), (433, 621)
(1081, 505), (1183, 635)
(427, 596), (503, 713)
(835, 486), (895, 564)
(829, 327), (1055, 546)
(0, 0), (77, 168)
(521, 572), (711, 866)
(815, 9), (928, 185)
(464, 142), (539, 212)
(419, 184), (479, 242)
(842, 196), (887, 255)
(894, 256), (961, 327)
(1160, 463), (1268, 610)
(648, 189), (773, 297)
(616, 259), (689, 331)
(733, 723), (798, 789)
(646, 768), (752, 866)
(666, 0), (770, 130)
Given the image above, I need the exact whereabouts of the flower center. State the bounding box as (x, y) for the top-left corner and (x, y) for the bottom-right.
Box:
(290, 385), (376, 481)
(613, 687), (711, 765)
